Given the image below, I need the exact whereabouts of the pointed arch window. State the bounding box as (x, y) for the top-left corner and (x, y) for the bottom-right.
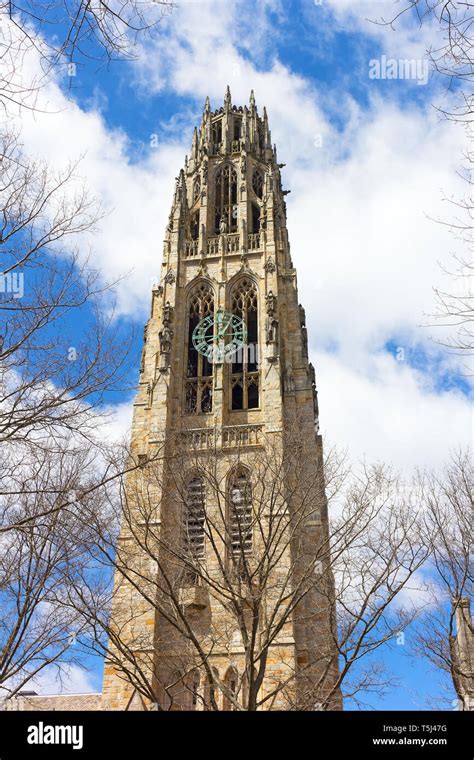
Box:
(214, 163), (238, 234)
(229, 469), (253, 564)
(204, 668), (219, 710)
(233, 117), (242, 143)
(185, 282), (214, 414)
(223, 667), (239, 710)
(193, 176), (201, 203)
(252, 169), (263, 199)
(211, 119), (222, 153)
(230, 278), (259, 410)
(190, 210), (200, 241)
(182, 476), (206, 585)
(251, 202), (260, 233)
(190, 671), (200, 710)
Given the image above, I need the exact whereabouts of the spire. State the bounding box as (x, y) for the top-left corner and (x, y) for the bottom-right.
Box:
(249, 89), (256, 109)
(191, 126), (198, 159)
(263, 106), (271, 148)
(201, 95), (211, 127)
(224, 85), (232, 108)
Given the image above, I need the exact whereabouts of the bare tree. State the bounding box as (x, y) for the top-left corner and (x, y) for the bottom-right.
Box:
(0, 128), (139, 535)
(0, 0), (174, 113)
(375, 1), (473, 115)
(411, 448), (473, 709)
(63, 430), (431, 711)
(0, 445), (103, 698)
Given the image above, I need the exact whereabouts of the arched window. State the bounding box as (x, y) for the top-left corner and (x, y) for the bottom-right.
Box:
(223, 667), (239, 710)
(212, 119), (222, 153)
(230, 278), (259, 410)
(252, 169), (263, 199)
(251, 202), (260, 233)
(185, 282), (214, 414)
(190, 210), (199, 241)
(233, 118), (242, 142)
(193, 176), (201, 203)
(189, 671), (200, 711)
(214, 163), (238, 234)
(182, 477), (206, 585)
(229, 469), (253, 564)
(204, 668), (219, 710)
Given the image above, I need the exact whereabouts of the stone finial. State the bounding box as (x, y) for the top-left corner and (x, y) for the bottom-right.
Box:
(249, 89), (256, 109)
(191, 126), (198, 157)
(224, 85), (232, 107)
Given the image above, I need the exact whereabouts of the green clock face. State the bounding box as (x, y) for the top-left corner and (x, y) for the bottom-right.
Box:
(192, 309), (247, 363)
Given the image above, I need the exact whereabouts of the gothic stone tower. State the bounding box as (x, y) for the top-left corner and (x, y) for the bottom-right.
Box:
(102, 89), (341, 711)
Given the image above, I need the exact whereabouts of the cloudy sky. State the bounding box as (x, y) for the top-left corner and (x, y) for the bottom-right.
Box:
(11, 0), (472, 707)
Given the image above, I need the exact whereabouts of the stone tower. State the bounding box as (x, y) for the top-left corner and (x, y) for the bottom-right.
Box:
(102, 89), (341, 711)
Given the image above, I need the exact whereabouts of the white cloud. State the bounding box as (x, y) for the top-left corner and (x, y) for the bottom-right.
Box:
(317, 349), (472, 470)
(31, 663), (99, 695)
(8, 1), (471, 469)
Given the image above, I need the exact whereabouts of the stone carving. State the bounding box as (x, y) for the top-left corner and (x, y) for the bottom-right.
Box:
(158, 304), (173, 371)
(163, 300), (172, 325)
(266, 289), (276, 316)
(164, 268), (176, 285)
(159, 323), (172, 355)
(265, 290), (278, 353)
(219, 217), (228, 235)
(266, 314), (278, 345)
(264, 256), (276, 274)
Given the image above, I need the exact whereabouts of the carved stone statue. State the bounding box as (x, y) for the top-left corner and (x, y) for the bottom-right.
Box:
(219, 217), (228, 235)
(264, 256), (276, 274)
(159, 323), (173, 355)
(266, 289), (276, 316)
(164, 268), (175, 285)
(266, 314), (279, 344)
(163, 300), (172, 325)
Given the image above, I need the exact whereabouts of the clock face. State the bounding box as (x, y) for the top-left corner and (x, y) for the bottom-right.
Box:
(192, 309), (247, 363)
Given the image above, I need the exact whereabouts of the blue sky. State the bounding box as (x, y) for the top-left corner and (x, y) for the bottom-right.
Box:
(11, 0), (472, 709)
